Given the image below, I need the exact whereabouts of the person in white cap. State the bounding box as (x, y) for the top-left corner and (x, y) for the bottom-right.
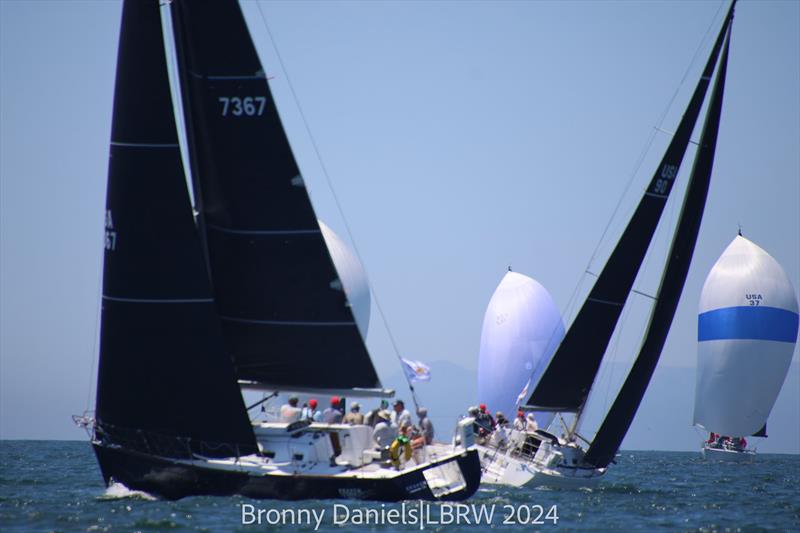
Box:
(372, 410), (396, 448)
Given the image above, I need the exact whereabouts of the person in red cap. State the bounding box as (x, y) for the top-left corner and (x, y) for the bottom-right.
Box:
(477, 404), (495, 431)
(322, 396), (343, 424)
(513, 410), (527, 431)
(301, 398), (321, 422)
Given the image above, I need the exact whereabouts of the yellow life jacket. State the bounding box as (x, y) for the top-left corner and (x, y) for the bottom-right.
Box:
(389, 436), (412, 468)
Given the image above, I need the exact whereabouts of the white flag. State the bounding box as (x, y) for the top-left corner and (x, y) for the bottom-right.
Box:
(401, 358), (431, 382)
(515, 378), (531, 407)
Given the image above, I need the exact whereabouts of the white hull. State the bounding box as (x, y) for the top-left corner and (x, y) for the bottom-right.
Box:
(701, 443), (755, 462)
(475, 430), (606, 489)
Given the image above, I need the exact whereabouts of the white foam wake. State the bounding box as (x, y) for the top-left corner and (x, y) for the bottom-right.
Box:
(98, 480), (157, 501)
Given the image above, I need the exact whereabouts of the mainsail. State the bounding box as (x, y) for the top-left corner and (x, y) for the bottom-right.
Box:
(693, 236), (799, 437)
(526, 0), (737, 414)
(583, 17), (734, 468)
(95, 0), (256, 458)
(169, 0), (382, 393)
(478, 271), (564, 426)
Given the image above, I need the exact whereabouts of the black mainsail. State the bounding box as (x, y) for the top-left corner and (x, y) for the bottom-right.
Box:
(170, 0), (382, 393)
(584, 21), (733, 469)
(525, 1), (736, 413)
(95, 0), (256, 458)
(88, 0), (483, 502)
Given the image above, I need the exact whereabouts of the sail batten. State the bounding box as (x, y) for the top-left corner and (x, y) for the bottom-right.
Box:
(170, 0), (380, 391)
(584, 14), (734, 468)
(525, 0), (737, 414)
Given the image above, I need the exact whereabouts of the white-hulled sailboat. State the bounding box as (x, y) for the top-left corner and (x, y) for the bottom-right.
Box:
(74, 0), (481, 502)
(694, 235), (799, 461)
(479, 0), (738, 488)
(476, 270), (564, 486)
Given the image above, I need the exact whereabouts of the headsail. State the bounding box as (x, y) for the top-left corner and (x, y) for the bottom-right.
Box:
(95, 0), (256, 458)
(478, 272), (564, 426)
(693, 236), (798, 437)
(584, 13), (734, 468)
(525, 0), (737, 413)
(319, 220), (372, 338)
(169, 0), (381, 393)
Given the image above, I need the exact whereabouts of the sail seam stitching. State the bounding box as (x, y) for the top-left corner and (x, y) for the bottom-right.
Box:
(110, 142), (180, 148)
(587, 297), (624, 307)
(102, 295), (213, 303)
(220, 316), (355, 326)
(206, 224), (320, 236)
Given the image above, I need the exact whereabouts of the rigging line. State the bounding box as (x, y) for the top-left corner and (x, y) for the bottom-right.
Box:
(253, 3), (419, 410)
(85, 228), (104, 412)
(580, 2), (726, 286)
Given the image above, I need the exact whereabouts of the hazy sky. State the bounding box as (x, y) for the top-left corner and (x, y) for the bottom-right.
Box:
(1, 1), (798, 452)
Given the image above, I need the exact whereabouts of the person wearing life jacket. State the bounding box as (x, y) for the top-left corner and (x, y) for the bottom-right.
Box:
(390, 423), (413, 469)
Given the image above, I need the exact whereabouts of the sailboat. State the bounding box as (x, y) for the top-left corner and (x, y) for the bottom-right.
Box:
(476, 270), (564, 486)
(76, 0), (480, 502)
(694, 235), (799, 461)
(479, 0), (738, 487)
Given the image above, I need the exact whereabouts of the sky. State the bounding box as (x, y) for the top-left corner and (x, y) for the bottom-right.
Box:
(1, 1), (798, 453)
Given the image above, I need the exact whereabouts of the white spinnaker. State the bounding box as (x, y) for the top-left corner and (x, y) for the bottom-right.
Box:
(478, 271), (565, 427)
(319, 220), (371, 338)
(693, 236), (799, 437)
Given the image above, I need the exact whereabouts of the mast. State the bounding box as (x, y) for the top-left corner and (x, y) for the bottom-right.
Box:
(583, 13), (735, 469)
(95, 0), (256, 458)
(525, 0), (737, 414)
(169, 0), (382, 393)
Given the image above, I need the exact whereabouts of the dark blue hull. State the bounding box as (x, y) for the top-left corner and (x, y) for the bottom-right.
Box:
(92, 443), (481, 502)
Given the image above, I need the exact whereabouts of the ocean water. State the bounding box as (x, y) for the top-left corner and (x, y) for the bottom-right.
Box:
(0, 441), (797, 532)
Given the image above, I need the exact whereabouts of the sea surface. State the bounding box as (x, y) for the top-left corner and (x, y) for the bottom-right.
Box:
(0, 440), (797, 532)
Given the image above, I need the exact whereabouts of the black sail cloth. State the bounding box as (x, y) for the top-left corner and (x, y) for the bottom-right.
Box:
(526, 0), (737, 414)
(170, 0), (381, 391)
(585, 20), (734, 469)
(95, 0), (256, 458)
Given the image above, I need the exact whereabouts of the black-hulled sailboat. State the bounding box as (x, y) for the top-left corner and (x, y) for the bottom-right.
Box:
(77, 0), (480, 501)
(478, 1), (737, 487)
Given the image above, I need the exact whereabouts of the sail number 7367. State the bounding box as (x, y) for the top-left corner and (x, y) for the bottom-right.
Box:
(218, 96), (266, 117)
